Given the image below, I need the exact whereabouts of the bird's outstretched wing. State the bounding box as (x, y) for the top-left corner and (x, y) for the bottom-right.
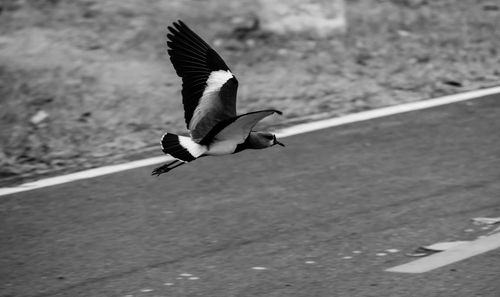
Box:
(200, 109), (282, 145)
(167, 20), (238, 143)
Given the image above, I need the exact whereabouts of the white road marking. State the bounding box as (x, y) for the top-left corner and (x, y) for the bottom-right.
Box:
(472, 217), (500, 225)
(423, 241), (470, 251)
(385, 249), (400, 253)
(275, 86), (500, 138)
(1, 86), (500, 197)
(386, 232), (500, 273)
(251, 267), (268, 270)
(0, 156), (174, 197)
(139, 288), (153, 293)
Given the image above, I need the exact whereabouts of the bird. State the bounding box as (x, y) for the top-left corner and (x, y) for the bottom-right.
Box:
(152, 20), (284, 176)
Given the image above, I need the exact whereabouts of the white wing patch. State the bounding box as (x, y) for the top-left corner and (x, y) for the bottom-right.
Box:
(203, 70), (234, 96)
(178, 136), (207, 158)
(188, 70), (235, 141)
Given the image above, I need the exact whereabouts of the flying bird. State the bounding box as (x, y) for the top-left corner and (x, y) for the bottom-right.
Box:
(152, 20), (284, 176)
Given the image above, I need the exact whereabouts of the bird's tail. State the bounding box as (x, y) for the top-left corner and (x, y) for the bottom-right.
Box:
(160, 133), (206, 162)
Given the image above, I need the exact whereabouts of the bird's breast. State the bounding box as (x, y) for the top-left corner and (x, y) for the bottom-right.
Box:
(206, 139), (240, 156)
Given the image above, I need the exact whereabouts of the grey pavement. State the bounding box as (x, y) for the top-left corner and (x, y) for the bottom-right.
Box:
(1, 95), (500, 297)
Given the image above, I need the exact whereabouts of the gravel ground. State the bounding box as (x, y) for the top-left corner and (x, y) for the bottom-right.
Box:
(1, 0), (499, 182)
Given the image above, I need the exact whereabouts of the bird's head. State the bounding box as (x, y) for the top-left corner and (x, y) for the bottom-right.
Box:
(252, 132), (285, 148)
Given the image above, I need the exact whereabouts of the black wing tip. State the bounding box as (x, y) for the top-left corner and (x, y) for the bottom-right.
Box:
(171, 20), (189, 32)
(173, 19), (183, 26)
(274, 109), (283, 115)
(166, 20), (187, 36)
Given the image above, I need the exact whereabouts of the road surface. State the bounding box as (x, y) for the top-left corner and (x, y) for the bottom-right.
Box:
(1, 95), (500, 297)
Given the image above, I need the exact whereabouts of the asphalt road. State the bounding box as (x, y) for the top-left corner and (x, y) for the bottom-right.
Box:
(1, 95), (500, 297)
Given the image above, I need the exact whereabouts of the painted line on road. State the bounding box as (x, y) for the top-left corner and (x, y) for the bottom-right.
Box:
(386, 232), (500, 273)
(0, 156), (174, 196)
(1, 86), (500, 197)
(275, 86), (500, 138)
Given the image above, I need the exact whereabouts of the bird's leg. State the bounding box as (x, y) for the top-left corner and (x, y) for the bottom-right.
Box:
(166, 161), (184, 171)
(151, 160), (185, 176)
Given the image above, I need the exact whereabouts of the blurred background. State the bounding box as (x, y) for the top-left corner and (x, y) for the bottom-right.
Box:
(1, 0), (499, 181)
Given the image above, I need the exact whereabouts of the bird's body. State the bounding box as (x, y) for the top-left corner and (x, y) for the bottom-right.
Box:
(170, 134), (237, 157)
(152, 21), (283, 176)
(206, 139), (239, 156)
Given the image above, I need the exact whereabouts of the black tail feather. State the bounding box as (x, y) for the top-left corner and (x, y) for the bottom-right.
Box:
(161, 133), (196, 162)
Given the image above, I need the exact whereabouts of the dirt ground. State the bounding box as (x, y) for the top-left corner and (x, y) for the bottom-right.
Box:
(1, 0), (499, 182)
